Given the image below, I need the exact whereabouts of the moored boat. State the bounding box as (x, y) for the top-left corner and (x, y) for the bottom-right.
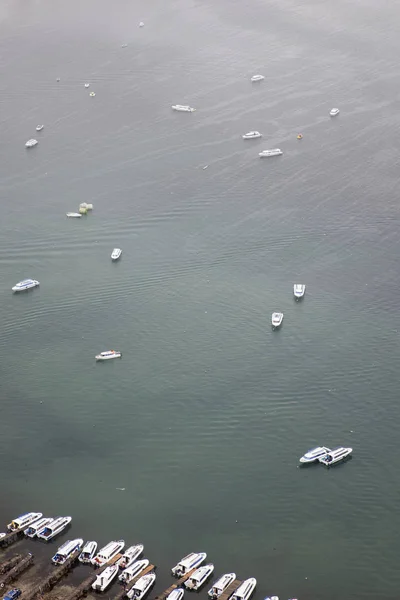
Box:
(242, 131), (262, 140)
(185, 564), (214, 591)
(116, 544), (144, 569)
(79, 541), (98, 564)
(52, 539), (83, 565)
(171, 552), (207, 577)
(293, 284), (306, 299)
(229, 579), (257, 600)
(92, 565), (119, 591)
(24, 517), (53, 538)
(12, 279), (40, 293)
(37, 516), (72, 541)
(111, 248), (122, 261)
(172, 105), (196, 112)
(92, 540), (125, 568)
(299, 447), (331, 464)
(259, 149), (282, 158)
(208, 573), (236, 599)
(7, 512), (42, 532)
(119, 559), (150, 584)
(319, 447), (352, 466)
(95, 350), (122, 361)
(271, 312), (283, 329)
(167, 590), (185, 600)
(127, 573), (156, 600)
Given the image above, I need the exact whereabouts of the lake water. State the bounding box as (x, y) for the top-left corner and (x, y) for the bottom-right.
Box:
(1, 0), (400, 598)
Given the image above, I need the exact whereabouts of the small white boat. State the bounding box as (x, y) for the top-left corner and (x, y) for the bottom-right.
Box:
(0, 533), (6, 539)
(299, 447), (331, 464)
(259, 149), (283, 158)
(24, 517), (53, 538)
(66, 212), (82, 218)
(330, 108), (340, 116)
(92, 540), (125, 567)
(229, 579), (257, 600)
(12, 279), (40, 293)
(127, 573), (156, 600)
(119, 559), (150, 584)
(171, 552), (207, 577)
(37, 516), (72, 541)
(111, 248), (122, 261)
(89, 92), (96, 97)
(8, 512), (42, 532)
(36, 125), (44, 132)
(167, 589), (185, 600)
(92, 565), (119, 591)
(319, 447), (353, 466)
(250, 75), (264, 82)
(79, 541), (98, 563)
(172, 105), (196, 112)
(293, 284), (306, 299)
(264, 596), (279, 600)
(25, 139), (38, 148)
(139, 22), (144, 27)
(185, 564), (214, 591)
(271, 312), (283, 328)
(208, 573), (236, 599)
(84, 83), (90, 88)
(242, 131), (262, 139)
(95, 350), (122, 361)
(116, 544), (144, 569)
(52, 539), (83, 565)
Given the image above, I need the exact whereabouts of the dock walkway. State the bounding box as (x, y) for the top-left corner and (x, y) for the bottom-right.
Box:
(0, 554), (23, 576)
(217, 579), (242, 600)
(153, 568), (197, 600)
(113, 563), (155, 600)
(0, 553), (34, 588)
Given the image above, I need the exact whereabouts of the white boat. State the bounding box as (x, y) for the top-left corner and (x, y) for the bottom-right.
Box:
(229, 579), (257, 600)
(111, 248), (122, 261)
(271, 312), (283, 328)
(242, 131), (262, 139)
(250, 75), (264, 82)
(330, 108), (340, 116)
(172, 105), (196, 112)
(319, 447), (352, 466)
(171, 552), (207, 577)
(264, 597), (279, 600)
(92, 540), (125, 567)
(119, 559), (150, 584)
(299, 447), (331, 464)
(293, 284), (306, 299)
(127, 573), (156, 600)
(24, 517), (53, 538)
(116, 544), (144, 569)
(52, 538), (83, 565)
(0, 533), (6, 539)
(139, 22), (144, 28)
(7, 512), (42, 532)
(89, 92), (96, 97)
(66, 212), (82, 218)
(25, 139), (38, 148)
(259, 149), (283, 158)
(79, 541), (98, 563)
(208, 573), (236, 598)
(12, 279), (40, 293)
(95, 350), (122, 361)
(167, 589), (185, 600)
(92, 565), (119, 591)
(185, 564), (214, 591)
(36, 125), (44, 132)
(84, 83), (90, 88)
(37, 516), (72, 541)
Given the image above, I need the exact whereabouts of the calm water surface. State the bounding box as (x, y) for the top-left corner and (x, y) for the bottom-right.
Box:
(1, 0), (400, 598)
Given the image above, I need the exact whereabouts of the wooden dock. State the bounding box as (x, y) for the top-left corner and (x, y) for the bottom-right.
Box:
(0, 554), (23, 575)
(113, 563), (155, 600)
(0, 529), (25, 549)
(217, 579), (241, 600)
(0, 553), (34, 588)
(23, 550), (80, 600)
(153, 567), (197, 600)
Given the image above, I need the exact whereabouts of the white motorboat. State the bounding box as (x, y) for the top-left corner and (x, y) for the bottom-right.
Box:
(127, 573), (156, 600)
(52, 539), (83, 565)
(36, 125), (44, 132)
(259, 149), (283, 158)
(172, 105), (196, 112)
(208, 573), (236, 599)
(171, 552), (207, 577)
(92, 540), (125, 567)
(79, 541), (98, 563)
(12, 279), (40, 293)
(24, 517), (53, 538)
(95, 350), (122, 361)
(139, 22), (144, 28)
(84, 83), (90, 88)
(299, 447), (331, 464)
(116, 544), (144, 569)
(66, 212), (82, 218)
(264, 596), (279, 600)
(242, 131), (262, 140)
(330, 108), (340, 116)
(167, 590), (185, 600)
(319, 447), (353, 466)
(92, 565), (119, 591)
(229, 579), (257, 600)
(111, 248), (122, 261)
(25, 139), (38, 148)
(250, 75), (264, 82)
(89, 92), (96, 97)
(293, 284), (306, 299)
(271, 312), (283, 328)
(119, 559), (149, 584)
(7, 512), (42, 532)
(185, 564), (214, 591)
(37, 516), (72, 541)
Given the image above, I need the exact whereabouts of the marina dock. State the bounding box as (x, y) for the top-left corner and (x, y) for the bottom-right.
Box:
(0, 553), (34, 587)
(23, 550), (80, 600)
(153, 567), (196, 600)
(113, 563), (155, 600)
(218, 579), (242, 600)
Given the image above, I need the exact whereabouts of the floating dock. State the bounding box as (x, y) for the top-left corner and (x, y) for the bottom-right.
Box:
(0, 553), (34, 587)
(0, 553), (22, 575)
(0, 529), (25, 548)
(153, 567), (197, 600)
(218, 579), (242, 600)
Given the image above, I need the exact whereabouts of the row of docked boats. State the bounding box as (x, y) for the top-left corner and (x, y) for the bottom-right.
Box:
(7, 513), (72, 540)
(299, 446), (353, 466)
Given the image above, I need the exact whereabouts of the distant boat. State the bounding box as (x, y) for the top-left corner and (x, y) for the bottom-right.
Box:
(172, 105), (196, 112)
(127, 573), (156, 600)
(293, 284), (306, 299)
(208, 573), (236, 599)
(89, 92), (96, 97)
(66, 212), (82, 218)
(330, 108), (340, 116)
(172, 552), (206, 577)
(242, 131), (262, 140)
(92, 565), (119, 591)
(139, 21), (144, 27)
(95, 350), (122, 361)
(271, 312), (283, 329)
(12, 279), (40, 293)
(8, 512), (42, 532)
(25, 139), (38, 148)
(259, 149), (283, 158)
(36, 125), (44, 132)
(111, 248), (122, 261)
(250, 75), (264, 82)
(84, 83), (90, 88)
(79, 541), (98, 564)
(185, 564), (214, 591)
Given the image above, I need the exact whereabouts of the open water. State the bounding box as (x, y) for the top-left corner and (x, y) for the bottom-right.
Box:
(1, 0), (400, 598)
